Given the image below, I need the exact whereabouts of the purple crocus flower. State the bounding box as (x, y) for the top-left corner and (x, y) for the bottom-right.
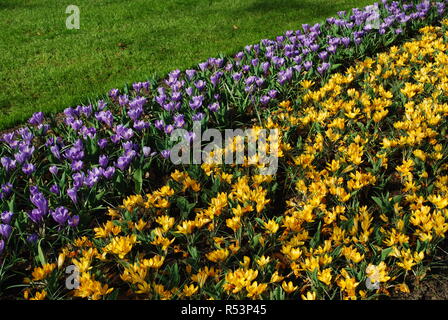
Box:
(256, 77), (265, 87)
(15, 151), (29, 164)
(72, 172), (85, 189)
(51, 207), (70, 226)
(1, 211), (14, 224)
(268, 89), (278, 99)
(260, 95), (271, 105)
(28, 112), (44, 125)
(49, 166), (59, 175)
(109, 88), (119, 99)
(133, 82), (143, 93)
(97, 100), (107, 111)
(318, 51), (329, 61)
(173, 114), (185, 128)
(143, 147), (154, 157)
(70, 119), (84, 131)
(29, 186), (40, 196)
(22, 163), (36, 175)
(186, 87), (194, 96)
(65, 144), (84, 161)
(85, 168), (102, 188)
(171, 91), (182, 102)
(242, 65), (250, 72)
(30, 191), (48, 215)
(245, 76), (257, 86)
(235, 51), (244, 60)
(67, 188), (78, 204)
(192, 112), (205, 121)
(0, 239), (4, 254)
(163, 101), (181, 112)
(129, 96), (146, 110)
(164, 125), (174, 135)
(38, 123), (50, 134)
(98, 138), (108, 149)
(71, 160), (84, 172)
(208, 102), (220, 112)
(81, 105), (93, 118)
(0, 224), (12, 239)
(116, 156), (131, 171)
(1, 157), (16, 172)
(184, 131), (196, 143)
(194, 80), (206, 91)
(210, 71), (223, 87)
(155, 94), (166, 106)
(102, 166), (116, 179)
(115, 125), (134, 141)
(232, 72), (242, 82)
(27, 233), (38, 244)
(99, 155), (109, 168)
(189, 96), (204, 110)
(277, 68), (293, 85)
(122, 141), (136, 152)
(2, 132), (17, 148)
(225, 63), (233, 72)
(50, 184), (60, 195)
(50, 145), (61, 160)
(68, 215), (80, 227)
(155, 119), (165, 131)
(118, 94), (129, 106)
(304, 61), (313, 70)
(133, 120), (150, 131)
(317, 62), (331, 74)
(272, 56), (285, 67)
(95, 110), (114, 127)
(198, 62), (209, 71)
(161, 150), (171, 159)
(251, 58), (259, 67)
(185, 69), (196, 80)
(29, 209), (44, 224)
(0, 183), (13, 199)
(18, 127), (33, 142)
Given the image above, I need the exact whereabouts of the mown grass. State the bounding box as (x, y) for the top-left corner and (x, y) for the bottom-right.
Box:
(0, 0), (375, 131)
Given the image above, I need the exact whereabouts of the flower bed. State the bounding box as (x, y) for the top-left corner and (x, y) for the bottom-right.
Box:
(2, 0), (448, 299)
(20, 20), (448, 300)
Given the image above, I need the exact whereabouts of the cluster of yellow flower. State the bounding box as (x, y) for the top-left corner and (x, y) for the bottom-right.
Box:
(24, 21), (448, 300)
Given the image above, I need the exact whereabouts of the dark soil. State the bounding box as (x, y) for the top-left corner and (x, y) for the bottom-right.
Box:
(392, 274), (448, 300)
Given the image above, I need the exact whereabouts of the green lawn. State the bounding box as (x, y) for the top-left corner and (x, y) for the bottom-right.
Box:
(0, 0), (374, 130)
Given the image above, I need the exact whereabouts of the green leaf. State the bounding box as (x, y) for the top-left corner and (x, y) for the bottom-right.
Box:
(188, 246), (198, 260)
(381, 247), (393, 261)
(133, 168), (143, 194)
(371, 196), (384, 209)
(95, 190), (106, 201)
(7, 195), (15, 212)
(176, 197), (196, 219)
(330, 63), (342, 71)
(169, 263), (180, 287)
(37, 240), (46, 266)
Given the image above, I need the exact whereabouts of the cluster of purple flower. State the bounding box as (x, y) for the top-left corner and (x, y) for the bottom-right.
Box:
(133, 0), (444, 131)
(0, 211), (14, 255)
